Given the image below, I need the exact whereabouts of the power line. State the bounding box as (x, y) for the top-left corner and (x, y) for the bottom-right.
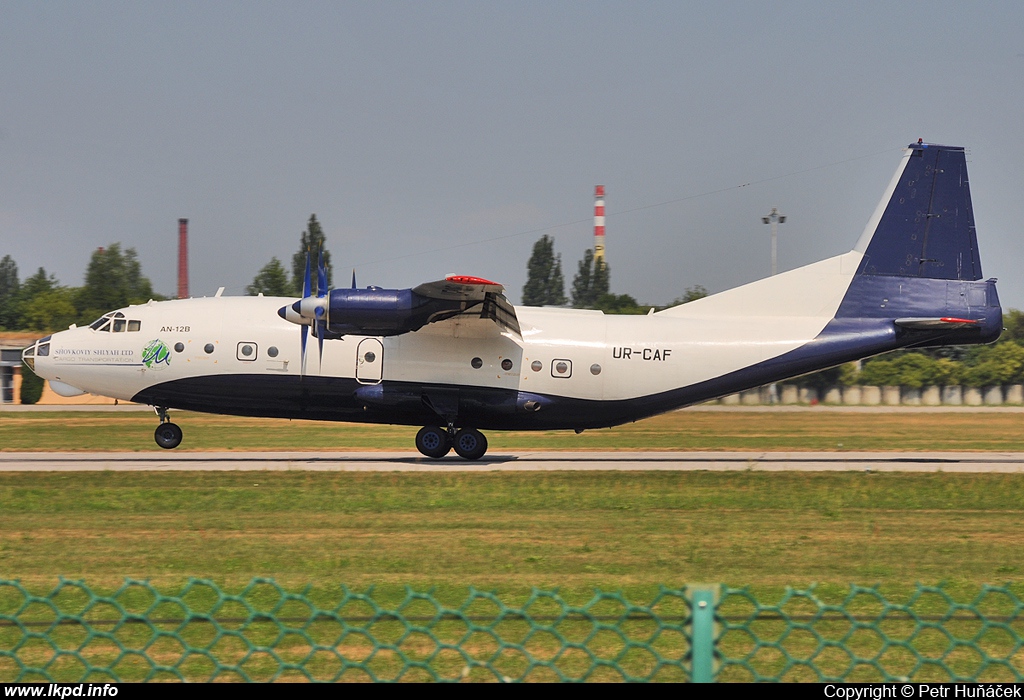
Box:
(350, 146), (901, 270)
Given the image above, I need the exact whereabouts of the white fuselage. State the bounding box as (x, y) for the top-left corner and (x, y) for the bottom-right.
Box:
(32, 249), (862, 416)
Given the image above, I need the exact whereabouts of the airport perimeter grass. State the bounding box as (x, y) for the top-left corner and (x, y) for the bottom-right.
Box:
(2, 470), (1024, 595)
(4, 410), (1024, 681)
(3, 408), (1024, 451)
(2, 471), (1024, 679)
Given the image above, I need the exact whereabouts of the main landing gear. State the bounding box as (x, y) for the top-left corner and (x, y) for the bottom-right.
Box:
(153, 406), (183, 450)
(415, 425), (488, 461)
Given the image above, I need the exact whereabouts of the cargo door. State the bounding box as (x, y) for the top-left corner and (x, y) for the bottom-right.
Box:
(356, 338), (384, 384)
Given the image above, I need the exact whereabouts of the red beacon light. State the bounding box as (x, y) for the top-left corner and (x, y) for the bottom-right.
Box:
(445, 275), (499, 286)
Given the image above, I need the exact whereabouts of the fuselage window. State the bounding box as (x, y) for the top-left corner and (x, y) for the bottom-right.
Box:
(127, 320), (141, 332)
(531, 361), (542, 372)
(174, 342), (185, 353)
(112, 319), (126, 332)
(501, 359), (513, 371)
(551, 359), (572, 378)
(471, 357), (482, 369)
(237, 342), (257, 361)
(267, 346), (279, 358)
(204, 344), (215, 354)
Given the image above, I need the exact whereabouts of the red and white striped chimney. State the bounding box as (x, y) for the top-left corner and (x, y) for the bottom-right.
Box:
(593, 185), (605, 262)
(177, 219), (189, 299)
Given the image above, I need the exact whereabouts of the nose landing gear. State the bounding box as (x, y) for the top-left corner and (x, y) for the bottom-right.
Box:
(415, 425), (488, 460)
(153, 406), (183, 450)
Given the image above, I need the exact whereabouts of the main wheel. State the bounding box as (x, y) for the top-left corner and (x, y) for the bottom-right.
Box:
(452, 428), (488, 461)
(154, 422), (183, 450)
(415, 426), (451, 459)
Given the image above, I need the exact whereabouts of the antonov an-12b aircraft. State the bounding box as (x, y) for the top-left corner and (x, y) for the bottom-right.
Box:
(22, 142), (1002, 459)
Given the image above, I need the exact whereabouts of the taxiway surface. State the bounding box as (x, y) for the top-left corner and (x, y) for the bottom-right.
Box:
(1, 451), (1023, 472)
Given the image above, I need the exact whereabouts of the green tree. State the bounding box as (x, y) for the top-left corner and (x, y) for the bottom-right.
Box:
(19, 267), (56, 300)
(247, 257), (293, 297)
(19, 288), (79, 332)
(522, 235), (566, 306)
(291, 214), (333, 296)
(1001, 309), (1024, 344)
(0, 255), (19, 329)
(19, 366), (44, 405)
(669, 285), (710, 306)
(858, 352), (971, 388)
(932, 358), (964, 386)
(962, 342), (1024, 386)
(594, 293), (648, 315)
(571, 250), (610, 309)
(857, 358), (900, 386)
(76, 244), (158, 321)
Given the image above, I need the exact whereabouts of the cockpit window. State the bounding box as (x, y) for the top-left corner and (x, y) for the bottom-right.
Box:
(89, 312), (136, 332)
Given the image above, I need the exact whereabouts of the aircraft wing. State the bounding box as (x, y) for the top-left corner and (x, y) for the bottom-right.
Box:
(413, 276), (521, 337)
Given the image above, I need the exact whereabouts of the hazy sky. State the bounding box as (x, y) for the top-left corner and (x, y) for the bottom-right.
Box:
(2, 1), (1022, 309)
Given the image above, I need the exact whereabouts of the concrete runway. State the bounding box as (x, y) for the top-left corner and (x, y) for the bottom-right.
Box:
(1, 451), (1023, 472)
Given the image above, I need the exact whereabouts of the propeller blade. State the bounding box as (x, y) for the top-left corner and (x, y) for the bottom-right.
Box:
(315, 306), (325, 370)
(317, 328), (325, 369)
(303, 249), (312, 298)
(300, 324), (308, 378)
(300, 249), (311, 378)
(317, 246), (328, 299)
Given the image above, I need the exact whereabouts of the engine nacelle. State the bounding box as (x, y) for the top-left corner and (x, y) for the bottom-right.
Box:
(278, 275), (513, 338)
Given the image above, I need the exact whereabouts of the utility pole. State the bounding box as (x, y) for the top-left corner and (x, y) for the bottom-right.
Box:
(761, 207), (786, 277)
(762, 207), (785, 404)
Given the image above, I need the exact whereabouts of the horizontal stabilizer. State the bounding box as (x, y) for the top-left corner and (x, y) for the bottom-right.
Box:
(894, 317), (980, 330)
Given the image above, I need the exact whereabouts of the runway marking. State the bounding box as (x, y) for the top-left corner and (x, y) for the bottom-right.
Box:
(1, 451), (1023, 472)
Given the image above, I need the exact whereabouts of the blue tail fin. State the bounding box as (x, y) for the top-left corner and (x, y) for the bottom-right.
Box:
(857, 142), (982, 280)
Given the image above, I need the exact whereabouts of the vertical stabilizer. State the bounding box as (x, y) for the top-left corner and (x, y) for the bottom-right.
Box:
(855, 142), (982, 280)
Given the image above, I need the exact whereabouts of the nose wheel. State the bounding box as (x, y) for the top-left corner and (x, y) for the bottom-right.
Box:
(154, 422), (183, 449)
(153, 406), (183, 449)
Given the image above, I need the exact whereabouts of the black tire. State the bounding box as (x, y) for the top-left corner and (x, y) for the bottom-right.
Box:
(154, 422), (183, 450)
(415, 426), (451, 459)
(452, 428), (488, 461)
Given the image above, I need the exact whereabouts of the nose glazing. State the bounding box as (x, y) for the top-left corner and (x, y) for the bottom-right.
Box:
(21, 335), (50, 372)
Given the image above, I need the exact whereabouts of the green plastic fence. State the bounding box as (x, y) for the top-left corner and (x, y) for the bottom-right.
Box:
(1, 579), (1022, 682)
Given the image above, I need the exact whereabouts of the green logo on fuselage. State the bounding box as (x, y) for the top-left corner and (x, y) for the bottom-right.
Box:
(142, 339), (171, 368)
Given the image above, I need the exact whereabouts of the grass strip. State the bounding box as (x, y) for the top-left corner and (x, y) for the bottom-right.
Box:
(1, 471), (1023, 595)
(3, 409), (1024, 452)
